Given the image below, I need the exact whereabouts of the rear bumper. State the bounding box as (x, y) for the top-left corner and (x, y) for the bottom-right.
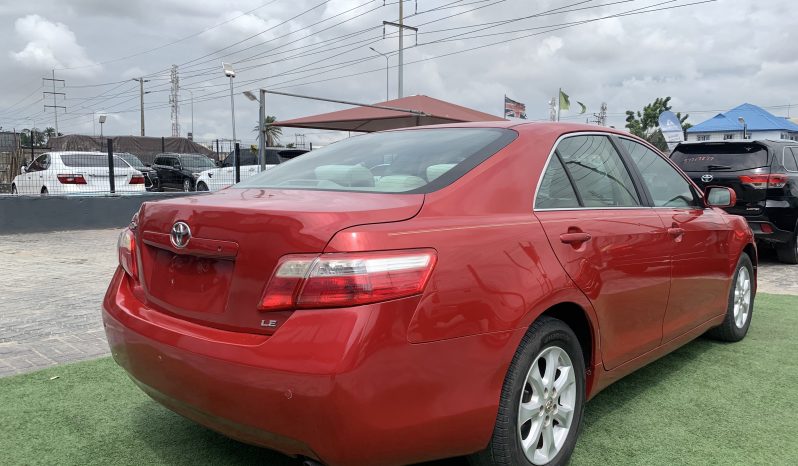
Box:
(102, 269), (521, 466)
(743, 217), (794, 243)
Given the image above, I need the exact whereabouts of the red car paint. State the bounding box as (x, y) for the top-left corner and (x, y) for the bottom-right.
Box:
(103, 122), (755, 466)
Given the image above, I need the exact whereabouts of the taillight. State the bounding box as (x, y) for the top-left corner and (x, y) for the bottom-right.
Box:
(57, 174), (87, 184)
(739, 174), (787, 189)
(129, 175), (145, 184)
(258, 249), (437, 311)
(118, 228), (138, 279)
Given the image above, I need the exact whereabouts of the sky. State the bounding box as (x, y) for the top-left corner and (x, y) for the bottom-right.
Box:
(0, 0), (795, 148)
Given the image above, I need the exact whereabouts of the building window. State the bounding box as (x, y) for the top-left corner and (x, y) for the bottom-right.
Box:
(697, 135), (711, 141)
(723, 134), (735, 140)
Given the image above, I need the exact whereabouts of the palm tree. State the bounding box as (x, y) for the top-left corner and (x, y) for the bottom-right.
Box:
(252, 116), (282, 147)
(43, 127), (56, 145)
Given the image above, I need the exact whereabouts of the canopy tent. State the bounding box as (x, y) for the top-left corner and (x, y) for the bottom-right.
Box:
(273, 95), (505, 132)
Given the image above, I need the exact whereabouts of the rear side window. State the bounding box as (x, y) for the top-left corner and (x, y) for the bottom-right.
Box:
(61, 154), (128, 168)
(784, 148), (798, 172)
(237, 128), (517, 193)
(620, 139), (698, 208)
(535, 156), (580, 209)
(556, 136), (640, 207)
(671, 143), (769, 171)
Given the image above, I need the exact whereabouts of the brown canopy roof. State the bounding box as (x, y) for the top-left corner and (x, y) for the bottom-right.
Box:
(274, 95), (505, 132)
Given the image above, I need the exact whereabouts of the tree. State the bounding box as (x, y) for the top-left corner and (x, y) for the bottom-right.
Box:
(252, 115), (282, 147)
(19, 128), (45, 147)
(625, 97), (692, 152)
(43, 127), (56, 145)
(286, 143), (295, 148)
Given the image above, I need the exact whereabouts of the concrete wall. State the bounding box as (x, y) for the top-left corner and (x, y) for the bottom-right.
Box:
(0, 193), (198, 234)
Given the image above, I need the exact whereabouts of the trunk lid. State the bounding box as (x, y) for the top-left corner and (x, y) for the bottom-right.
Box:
(671, 142), (772, 216)
(135, 188), (423, 333)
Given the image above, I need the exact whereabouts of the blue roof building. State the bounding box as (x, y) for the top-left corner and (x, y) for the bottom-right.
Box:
(686, 103), (798, 142)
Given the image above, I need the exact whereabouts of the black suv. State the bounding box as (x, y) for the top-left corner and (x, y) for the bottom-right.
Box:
(151, 153), (217, 192)
(671, 140), (798, 263)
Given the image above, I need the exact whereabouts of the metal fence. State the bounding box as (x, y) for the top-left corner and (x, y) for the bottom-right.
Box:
(7, 139), (219, 196)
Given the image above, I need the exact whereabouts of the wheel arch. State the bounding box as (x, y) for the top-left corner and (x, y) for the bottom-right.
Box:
(532, 300), (600, 398)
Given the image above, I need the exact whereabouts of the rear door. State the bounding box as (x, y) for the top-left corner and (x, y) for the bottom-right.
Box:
(620, 138), (733, 340)
(671, 142), (771, 216)
(534, 134), (671, 370)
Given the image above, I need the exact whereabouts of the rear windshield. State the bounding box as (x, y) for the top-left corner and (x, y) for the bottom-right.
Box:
(61, 154), (129, 168)
(671, 143), (769, 171)
(180, 155), (217, 171)
(236, 128), (517, 193)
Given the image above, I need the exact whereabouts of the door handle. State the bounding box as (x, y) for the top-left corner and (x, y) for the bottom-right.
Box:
(560, 232), (592, 244)
(667, 227), (684, 238)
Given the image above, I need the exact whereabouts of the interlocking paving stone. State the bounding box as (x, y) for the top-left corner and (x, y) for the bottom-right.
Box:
(0, 228), (796, 377)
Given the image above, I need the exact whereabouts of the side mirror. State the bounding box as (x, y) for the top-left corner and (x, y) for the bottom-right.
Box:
(705, 186), (736, 208)
(20, 165), (28, 174)
(144, 163), (151, 167)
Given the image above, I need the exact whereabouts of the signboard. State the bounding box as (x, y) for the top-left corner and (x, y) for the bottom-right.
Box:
(659, 111), (685, 152)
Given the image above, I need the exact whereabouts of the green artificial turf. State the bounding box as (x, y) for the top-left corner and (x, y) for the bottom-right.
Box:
(1, 294), (797, 466)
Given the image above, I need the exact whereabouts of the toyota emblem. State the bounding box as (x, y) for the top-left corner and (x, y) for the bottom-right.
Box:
(170, 221), (191, 249)
(701, 174), (714, 183)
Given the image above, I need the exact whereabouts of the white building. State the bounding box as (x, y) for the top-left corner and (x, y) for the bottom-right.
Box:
(686, 103), (798, 142)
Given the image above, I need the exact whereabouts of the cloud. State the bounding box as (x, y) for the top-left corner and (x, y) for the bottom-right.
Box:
(9, 15), (98, 75)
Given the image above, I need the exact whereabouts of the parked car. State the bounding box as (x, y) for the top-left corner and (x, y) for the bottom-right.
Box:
(11, 151), (146, 195)
(104, 123), (756, 466)
(195, 147), (309, 191)
(151, 153), (217, 192)
(115, 152), (160, 191)
(671, 140), (798, 263)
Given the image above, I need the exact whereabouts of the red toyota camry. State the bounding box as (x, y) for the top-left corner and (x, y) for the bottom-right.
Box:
(103, 122), (756, 466)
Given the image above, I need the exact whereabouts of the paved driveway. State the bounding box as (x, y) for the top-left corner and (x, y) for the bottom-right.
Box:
(1, 229), (796, 377)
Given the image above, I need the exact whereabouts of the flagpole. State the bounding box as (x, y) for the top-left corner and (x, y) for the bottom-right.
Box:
(557, 88), (561, 122)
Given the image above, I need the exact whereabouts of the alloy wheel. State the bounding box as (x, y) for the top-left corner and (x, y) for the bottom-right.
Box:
(518, 345), (576, 465)
(733, 267), (751, 328)
(183, 179), (191, 192)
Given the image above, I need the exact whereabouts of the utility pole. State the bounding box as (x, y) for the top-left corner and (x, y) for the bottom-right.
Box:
(132, 77), (149, 136)
(383, 2), (418, 98)
(548, 97), (557, 122)
(169, 65), (180, 137)
(43, 70), (65, 135)
(591, 102), (608, 126)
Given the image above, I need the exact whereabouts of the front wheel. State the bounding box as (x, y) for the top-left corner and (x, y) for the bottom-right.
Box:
(196, 181), (209, 191)
(706, 253), (754, 342)
(470, 317), (585, 466)
(182, 179), (193, 192)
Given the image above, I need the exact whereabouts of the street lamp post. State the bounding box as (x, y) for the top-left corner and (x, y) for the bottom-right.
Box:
(243, 89), (266, 171)
(98, 114), (107, 151)
(186, 89), (194, 140)
(223, 63), (237, 146)
(369, 47), (390, 101)
(738, 117), (747, 140)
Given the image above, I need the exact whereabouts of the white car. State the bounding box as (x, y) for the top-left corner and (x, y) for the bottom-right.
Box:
(11, 151), (146, 195)
(195, 147), (308, 191)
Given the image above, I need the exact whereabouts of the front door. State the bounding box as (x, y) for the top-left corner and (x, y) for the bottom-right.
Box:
(534, 135), (671, 370)
(618, 137), (734, 341)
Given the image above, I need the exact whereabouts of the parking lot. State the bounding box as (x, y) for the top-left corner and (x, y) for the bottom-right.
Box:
(1, 228), (796, 377)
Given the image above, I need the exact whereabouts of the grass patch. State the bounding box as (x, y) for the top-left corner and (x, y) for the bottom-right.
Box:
(1, 294), (797, 465)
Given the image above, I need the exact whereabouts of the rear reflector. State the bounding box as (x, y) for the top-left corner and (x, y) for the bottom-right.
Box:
(57, 174), (87, 184)
(259, 249), (437, 311)
(739, 174), (787, 189)
(118, 228), (138, 279)
(760, 223), (774, 234)
(129, 175), (145, 184)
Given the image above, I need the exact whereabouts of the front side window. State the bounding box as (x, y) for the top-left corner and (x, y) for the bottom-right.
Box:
(237, 128), (517, 193)
(620, 139), (698, 208)
(555, 135), (640, 207)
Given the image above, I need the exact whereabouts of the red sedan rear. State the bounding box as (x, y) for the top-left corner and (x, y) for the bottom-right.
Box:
(103, 122), (756, 466)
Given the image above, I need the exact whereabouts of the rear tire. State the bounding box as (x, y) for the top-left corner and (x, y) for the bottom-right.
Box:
(775, 230), (798, 264)
(196, 181), (209, 191)
(706, 253), (754, 342)
(11, 184), (17, 195)
(469, 317), (585, 466)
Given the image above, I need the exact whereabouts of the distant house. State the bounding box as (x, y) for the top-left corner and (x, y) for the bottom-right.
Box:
(686, 103), (798, 142)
